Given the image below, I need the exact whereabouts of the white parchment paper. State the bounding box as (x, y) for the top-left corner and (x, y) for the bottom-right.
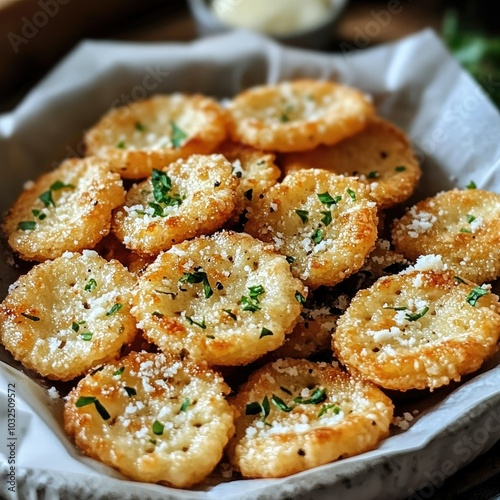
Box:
(1, 29), (500, 500)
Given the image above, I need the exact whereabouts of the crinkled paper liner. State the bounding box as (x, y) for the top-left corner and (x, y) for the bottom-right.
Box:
(1, 29), (500, 500)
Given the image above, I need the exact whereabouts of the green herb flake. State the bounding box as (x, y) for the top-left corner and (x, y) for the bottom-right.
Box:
(186, 315), (206, 329)
(106, 303), (123, 316)
(260, 327), (273, 339)
(117, 141), (126, 149)
(94, 400), (111, 420)
(180, 398), (191, 412)
(320, 210), (332, 227)
(271, 394), (293, 412)
(368, 171), (379, 179)
(18, 221), (36, 231)
(84, 278), (97, 292)
(405, 306), (430, 322)
(286, 256), (296, 264)
(280, 386), (292, 395)
(170, 120), (188, 148)
(318, 404), (340, 418)
(311, 228), (324, 245)
(179, 270), (213, 299)
(244, 189), (253, 201)
(295, 209), (309, 223)
(21, 312), (40, 322)
(346, 188), (356, 200)
(80, 332), (93, 341)
(295, 291), (306, 304)
(294, 387), (327, 405)
(223, 309), (237, 320)
(113, 367), (125, 376)
(466, 214), (476, 223)
(150, 169), (183, 210)
(50, 180), (74, 191)
(245, 401), (262, 416)
(135, 122), (146, 132)
(248, 285), (265, 301)
(453, 276), (466, 284)
(152, 311), (164, 318)
(72, 322), (80, 332)
(317, 192), (341, 207)
(39, 190), (55, 208)
(75, 396), (96, 407)
(124, 386), (137, 397)
(383, 305), (408, 311)
(460, 227), (472, 233)
(395, 166), (406, 172)
(152, 420), (164, 435)
(466, 286), (489, 306)
(466, 180), (477, 190)
(261, 395), (270, 420)
(241, 296), (261, 312)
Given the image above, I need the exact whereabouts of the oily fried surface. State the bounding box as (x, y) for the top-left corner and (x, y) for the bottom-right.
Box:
(113, 154), (238, 256)
(333, 270), (500, 391)
(3, 157), (124, 262)
(132, 231), (305, 366)
(0, 251), (137, 380)
(227, 358), (393, 478)
(281, 117), (421, 209)
(85, 94), (227, 179)
(227, 79), (374, 152)
(64, 351), (234, 488)
(392, 189), (500, 283)
(245, 169), (378, 288)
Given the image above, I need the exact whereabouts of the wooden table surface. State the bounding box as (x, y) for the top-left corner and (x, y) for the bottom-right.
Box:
(1, 1), (499, 498)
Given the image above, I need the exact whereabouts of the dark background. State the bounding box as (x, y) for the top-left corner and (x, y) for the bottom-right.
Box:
(0, 0), (499, 498)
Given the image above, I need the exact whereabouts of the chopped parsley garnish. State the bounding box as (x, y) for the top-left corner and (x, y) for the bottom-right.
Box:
(317, 192), (341, 207)
(179, 270), (213, 299)
(84, 278), (97, 292)
(248, 285), (265, 300)
(135, 122), (146, 132)
(271, 394), (293, 412)
(466, 214), (476, 223)
(405, 306), (429, 322)
(117, 141), (126, 149)
(50, 180), (74, 191)
(72, 322), (80, 332)
(295, 209), (309, 223)
(106, 303), (123, 316)
(186, 315), (206, 329)
(318, 404), (340, 418)
(294, 387), (327, 405)
(124, 386), (137, 397)
(39, 190), (55, 208)
(80, 332), (93, 341)
(76, 396), (110, 420)
(223, 309), (237, 320)
(152, 420), (164, 435)
(286, 256), (296, 264)
(460, 227), (472, 233)
(295, 291), (306, 304)
(320, 210), (332, 226)
(18, 221), (36, 231)
(383, 305), (407, 311)
(367, 171), (379, 179)
(395, 166), (406, 172)
(170, 120), (188, 148)
(466, 286), (488, 306)
(113, 367), (125, 376)
(260, 327), (273, 339)
(180, 398), (191, 412)
(241, 296), (261, 312)
(244, 189), (253, 201)
(346, 188), (356, 200)
(466, 180), (477, 189)
(21, 312), (40, 321)
(150, 169), (183, 211)
(311, 227), (324, 244)
(453, 276), (466, 284)
(31, 209), (46, 220)
(245, 396), (271, 423)
(279, 104), (294, 123)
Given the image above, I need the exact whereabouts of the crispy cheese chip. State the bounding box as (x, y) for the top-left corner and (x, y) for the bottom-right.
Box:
(392, 188), (500, 283)
(217, 142), (280, 226)
(281, 117), (421, 208)
(113, 154), (238, 256)
(227, 358), (393, 478)
(0, 251), (137, 380)
(85, 94), (227, 179)
(64, 351), (234, 488)
(333, 269), (500, 391)
(132, 231), (305, 366)
(3, 157), (125, 262)
(227, 79), (374, 152)
(245, 169), (378, 288)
